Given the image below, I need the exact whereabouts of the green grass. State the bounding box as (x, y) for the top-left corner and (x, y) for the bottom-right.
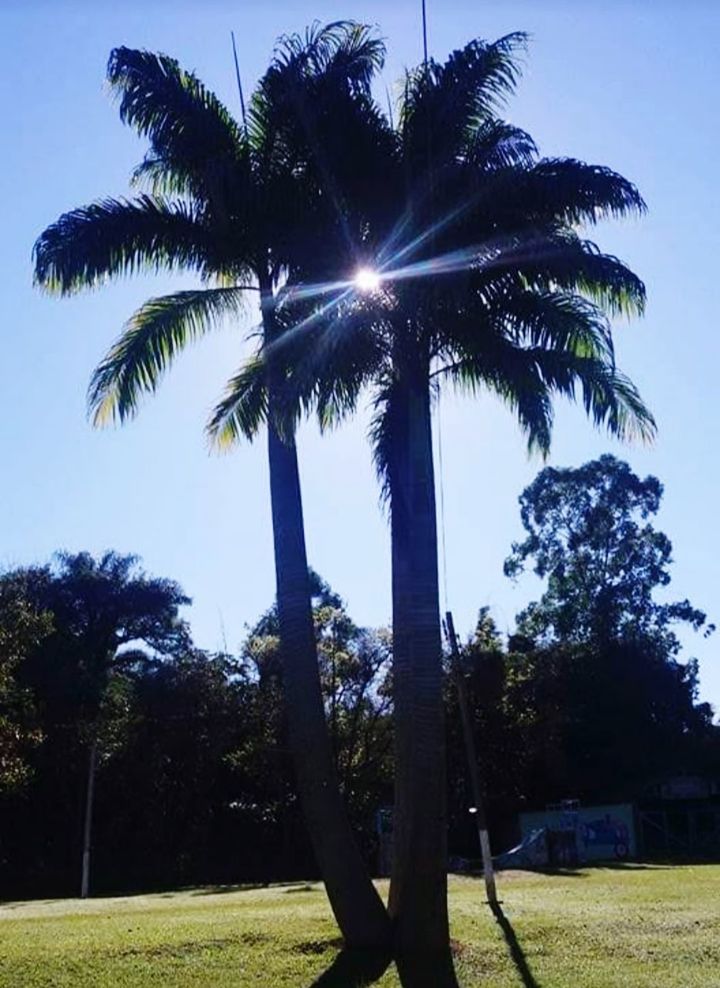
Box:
(1, 866), (718, 986)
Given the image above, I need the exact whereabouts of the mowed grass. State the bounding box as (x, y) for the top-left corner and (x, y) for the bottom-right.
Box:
(1, 865), (719, 987)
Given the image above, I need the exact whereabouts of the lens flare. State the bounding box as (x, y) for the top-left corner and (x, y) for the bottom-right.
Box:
(354, 267), (381, 293)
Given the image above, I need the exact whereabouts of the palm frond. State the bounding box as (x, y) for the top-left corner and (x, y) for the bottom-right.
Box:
(297, 306), (386, 431)
(486, 158), (646, 228)
(248, 19), (390, 200)
(443, 341), (655, 455)
(462, 288), (614, 362)
(268, 21), (384, 90)
(207, 353), (268, 447)
(33, 196), (216, 294)
(464, 118), (537, 171)
(368, 376), (397, 504)
(476, 233), (646, 318)
(254, 296), (385, 434)
(400, 33), (528, 165)
(89, 287), (247, 425)
(107, 47), (243, 162)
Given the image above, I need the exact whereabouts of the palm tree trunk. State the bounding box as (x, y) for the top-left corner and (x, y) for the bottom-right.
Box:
(387, 371), (450, 964)
(262, 286), (390, 949)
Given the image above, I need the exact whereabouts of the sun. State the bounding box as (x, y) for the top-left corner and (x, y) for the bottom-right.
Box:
(354, 267), (381, 293)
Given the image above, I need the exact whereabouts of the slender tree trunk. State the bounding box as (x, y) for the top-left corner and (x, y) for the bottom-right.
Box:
(80, 737), (98, 899)
(262, 285), (390, 949)
(387, 371), (450, 965)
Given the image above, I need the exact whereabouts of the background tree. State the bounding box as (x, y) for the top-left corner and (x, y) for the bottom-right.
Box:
(237, 571), (393, 861)
(0, 561), (394, 900)
(504, 454), (711, 648)
(443, 458), (718, 856)
(0, 575), (51, 792)
(11, 551), (189, 896)
(98, 647), (250, 892)
(33, 25), (391, 944)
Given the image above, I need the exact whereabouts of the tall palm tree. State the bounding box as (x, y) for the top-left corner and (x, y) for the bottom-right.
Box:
(32, 24), (390, 948)
(212, 33), (655, 968)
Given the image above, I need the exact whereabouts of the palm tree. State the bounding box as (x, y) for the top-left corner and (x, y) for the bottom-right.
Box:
(213, 33), (655, 969)
(33, 24), (390, 948)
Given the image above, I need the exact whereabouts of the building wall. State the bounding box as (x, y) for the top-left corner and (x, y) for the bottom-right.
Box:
(520, 803), (637, 862)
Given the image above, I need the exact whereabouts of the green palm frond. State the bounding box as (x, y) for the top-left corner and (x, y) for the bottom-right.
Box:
(444, 342), (655, 455)
(268, 21), (384, 90)
(248, 20), (389, 194)
(294, 307), (386, 431)
(89, 287), (247, 425)
(464, 118), (537, 171)
(476, 233), (646, 318)
(400, 33), (528, 162)
(33, 196), (216, 294)
(529, 349), (656, 447)
(207, 354), (268, 448)
(367, 376), (398, 504)
(107, 47), (243, 162)
(473, 289), (613, 361)
(498, 158), (647, 226)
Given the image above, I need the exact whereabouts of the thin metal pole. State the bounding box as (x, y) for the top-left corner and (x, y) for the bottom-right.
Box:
(80, 738), (98, 899)
(444, 610), (498, 906)
(231, 31), (247, 132)
(421, 0), (429, 66)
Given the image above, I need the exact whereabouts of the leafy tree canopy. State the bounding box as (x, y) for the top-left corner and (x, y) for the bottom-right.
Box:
(504, 455), (712, 651)
(14, 551), (190, 725)
(0, 575), (52, 790)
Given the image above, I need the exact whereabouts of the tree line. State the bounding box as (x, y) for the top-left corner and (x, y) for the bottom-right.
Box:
(2, 457), (716, 901)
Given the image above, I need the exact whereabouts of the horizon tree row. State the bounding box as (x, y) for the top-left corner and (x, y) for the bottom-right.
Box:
(1, 458), (716, 900)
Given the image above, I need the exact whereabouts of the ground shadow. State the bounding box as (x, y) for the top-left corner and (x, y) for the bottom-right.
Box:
(395, 947), (461, 988)
(490, 901), (541, 988)
(585, 861), (673, 871)
(307, 947), (393, 987)
(530, 866), (586, 879)
(191, 880), (316, 897)
(306, 945), (464, 988)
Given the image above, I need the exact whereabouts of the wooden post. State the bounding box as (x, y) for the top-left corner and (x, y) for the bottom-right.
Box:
(444, 611), (498, 906)
(80, 737), (98, 899)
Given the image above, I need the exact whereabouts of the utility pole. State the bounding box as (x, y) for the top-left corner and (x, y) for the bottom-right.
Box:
(444, 610), (498, 906)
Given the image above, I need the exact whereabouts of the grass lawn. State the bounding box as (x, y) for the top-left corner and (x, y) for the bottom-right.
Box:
(1, 865), (718, 986)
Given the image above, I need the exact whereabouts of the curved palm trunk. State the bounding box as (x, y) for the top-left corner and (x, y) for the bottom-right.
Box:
(263, 288), (390, 949)
(387, 370), (451, 967)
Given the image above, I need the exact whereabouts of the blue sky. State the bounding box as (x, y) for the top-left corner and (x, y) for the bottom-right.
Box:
(2, 1), (719, 709)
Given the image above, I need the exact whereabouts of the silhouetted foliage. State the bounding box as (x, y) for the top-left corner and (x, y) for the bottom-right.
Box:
(0, 560), (392, 897)
(505, 455), (711, 649)
(447, 460), (719, 857)
(0, 576), (51, 791)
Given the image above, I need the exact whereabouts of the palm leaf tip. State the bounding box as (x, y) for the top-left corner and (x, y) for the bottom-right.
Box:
(207, 355), (269, 450)
(88, 287), (246, 428)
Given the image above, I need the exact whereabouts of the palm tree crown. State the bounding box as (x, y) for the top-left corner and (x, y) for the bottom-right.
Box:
(217, 32), (653, 461)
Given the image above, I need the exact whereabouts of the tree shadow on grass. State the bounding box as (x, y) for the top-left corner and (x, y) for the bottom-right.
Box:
(395, 947), (462, 988)
(490, 901), (541, 988)
(307, 947), (393, 987)
(306, 945), (463, 988)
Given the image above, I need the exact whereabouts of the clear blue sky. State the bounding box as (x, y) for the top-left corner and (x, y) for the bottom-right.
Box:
(2, 1), (718, 710)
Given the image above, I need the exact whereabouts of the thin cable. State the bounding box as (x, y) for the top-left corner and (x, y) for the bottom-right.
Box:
(436, 386), (449, 612)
